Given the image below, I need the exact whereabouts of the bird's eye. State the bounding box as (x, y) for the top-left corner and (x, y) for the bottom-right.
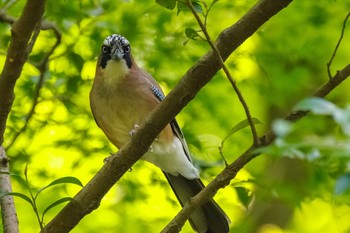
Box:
(102, 45), (109, 54)
(124, 45), (130, 53)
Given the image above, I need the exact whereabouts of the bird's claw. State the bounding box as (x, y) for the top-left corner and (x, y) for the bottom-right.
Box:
(104, 152), (116, 163)
(129, 124), (140, 136)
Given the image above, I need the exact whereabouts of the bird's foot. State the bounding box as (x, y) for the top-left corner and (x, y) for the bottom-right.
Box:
(129, 124), (140, 136)
(103, 152), (115, 163)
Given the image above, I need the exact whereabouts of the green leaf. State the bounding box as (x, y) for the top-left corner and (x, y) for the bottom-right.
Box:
(8, 172), (29, 188)
(192, 1), (203, 13)
(272, 119), (293, 138)
(294, 97), (350, 136)
(42, 197), (73, 221)
(36, 176), (83, 197)
(335, 173), (350, 195)
(177, 1), (187, 15)
(177, 1), (203, 15)
(69, 52), (85, 72)
(338, 109), (350, 136)
(235, 187), (252, 209)
(294, 97), (339, 116)
(0, 192), (34, 207)
(156, 0), (176, 10)
(185, 28), (200, 40)
(222, 118), (263, 145)
(24, 163), (29, 180)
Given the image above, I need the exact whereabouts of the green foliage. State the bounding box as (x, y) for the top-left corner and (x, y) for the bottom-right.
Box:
(295, 97), (350, 136)
(235, 186), (253, 210)
(1, 0), (350, 232)
(219, 117), (263, 164)
(0, 165), (83, 229)
(266, 98), (350, 163)
(261, 98), (350, 221)
(156, 0), (177, 10)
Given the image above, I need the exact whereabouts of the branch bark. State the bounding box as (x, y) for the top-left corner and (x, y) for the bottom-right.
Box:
(0, 146), (19, 233)
(41, 0), (293, 232)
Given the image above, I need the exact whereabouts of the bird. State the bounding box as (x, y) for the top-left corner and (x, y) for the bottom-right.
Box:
(90, 34), (230, 233)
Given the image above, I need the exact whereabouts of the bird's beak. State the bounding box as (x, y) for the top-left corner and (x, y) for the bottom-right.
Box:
(111, 47), (124, 60)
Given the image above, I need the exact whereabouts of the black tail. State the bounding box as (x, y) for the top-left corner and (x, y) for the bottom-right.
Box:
(164, 173), (230, 233)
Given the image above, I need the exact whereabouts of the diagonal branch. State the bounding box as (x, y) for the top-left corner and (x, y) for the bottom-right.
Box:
(41, 0), (293, 232)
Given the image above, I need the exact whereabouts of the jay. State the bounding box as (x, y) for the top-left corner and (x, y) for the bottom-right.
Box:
(90, 34), (229, 233)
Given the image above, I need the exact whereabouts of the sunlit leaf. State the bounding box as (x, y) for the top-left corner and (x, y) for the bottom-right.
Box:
(294, 97), (339, 116)
(42, 197), (73, 221)
(222, 118), (263, 145)
(294, 98), (350, 136)
(0, 192), (34, 207)
(24, 163), (29, 181)
(235, 187), (252, 209)
(9, 172), (29, 188)
(36, 176), (83, 197)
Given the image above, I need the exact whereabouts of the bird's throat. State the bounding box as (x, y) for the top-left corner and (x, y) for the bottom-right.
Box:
(103, 59), (130, 86)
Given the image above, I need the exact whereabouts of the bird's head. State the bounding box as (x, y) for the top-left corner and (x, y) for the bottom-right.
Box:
(99, 34), (132, 69)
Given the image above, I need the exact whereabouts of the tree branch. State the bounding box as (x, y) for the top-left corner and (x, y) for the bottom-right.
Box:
(0, 146), (19, 233)
(0, 1), (47, 232)
(0, 10), (16, 24)
(0, 9), (62, 150)
(0, 0), (47, 144)
(5, 22), (62, 151)
(41, 0), (293, 232)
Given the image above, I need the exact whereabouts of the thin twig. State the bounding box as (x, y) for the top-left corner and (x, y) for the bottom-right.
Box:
(0, 10), (16, 24)
(25, 20), (42, 56)
(326, 12), (350, 79)
(3, 0), (19, 11)
(203, 1), (216, 28)
(186, 0), (260, 146)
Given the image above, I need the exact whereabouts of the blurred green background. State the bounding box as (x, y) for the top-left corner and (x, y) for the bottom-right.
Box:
(1, 0), (350, 232)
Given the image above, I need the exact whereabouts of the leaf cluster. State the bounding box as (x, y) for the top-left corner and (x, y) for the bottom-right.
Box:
(0, 165), (83, 229)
